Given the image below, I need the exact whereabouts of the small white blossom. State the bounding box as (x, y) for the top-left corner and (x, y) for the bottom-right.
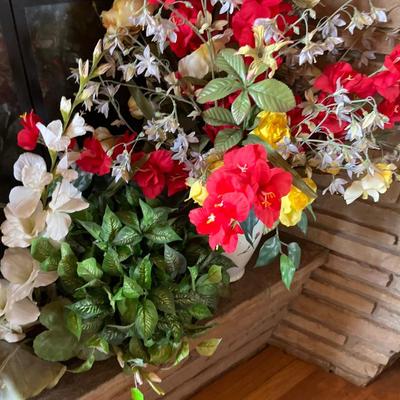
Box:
(370, 5), (387, 23)
(135, 46), (160, 81)
(211, 0), (241, 14)
(322, 178), (348, 195)
(299, 41), (326, 65)
(348, 10), (374, 34)
(171, 131), (199, 163)
(321, 14), (346, 38)
(254, 18), (282, 42)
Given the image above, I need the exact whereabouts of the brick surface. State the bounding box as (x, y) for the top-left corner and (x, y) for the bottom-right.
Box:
(301, 227), (400, 274)
(325, 254), (391, 288)
(291, 295), (400, 351)
(304, 279), (376, 314)
(313, 213), (396, 247)
(344, 337), (392, 365)
(284, 313), (347, 345)
(273, 324), (379, 377)
(314, 268), (400, 312)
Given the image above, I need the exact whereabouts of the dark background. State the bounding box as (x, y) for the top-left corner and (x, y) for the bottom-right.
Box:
(0, 0), (112, 203)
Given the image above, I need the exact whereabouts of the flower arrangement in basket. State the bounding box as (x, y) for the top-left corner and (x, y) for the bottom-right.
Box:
(1, 0), (399, 398)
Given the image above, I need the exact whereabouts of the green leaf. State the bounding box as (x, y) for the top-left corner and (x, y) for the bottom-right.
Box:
(202, 107), (236, 126)
(151, 287), (175, 314)
(134, 255), (152, 290)
(307, 204), (317, 221)
(174, 340), (189, 366)
(128, 85), (155, 120)
(231, 91), (251, 125)
(298, 212), (308, 235)
(188, 266), (198, 291)
(189, 304), (213, 320)
(135, 299), (158, 340)
(117, 298), (138, 324)
(123, 276), (144, 299)
(86, 336), (110, 354)
(145, 225), (181, 244)
(214, 128), (243, 152)
(248, 79), (295, 112)
(70, 353), (96, 373)
(77, 220), (102, 240)
(113, 226), (141, 246)
(33, 330), (80, 362)
(288, 242), (301, 269)
(77, 258), (103, 282)
(117, 211), (141, 231)
(131, 387), (144, 400)
(280, 254), (296, 290)
(102, 248), (123, 276)
(31, 237), (60, 271)
(101, 206), (122, 242)
(72, 170), (93, 192)
(31, 237), (57, 263)
(196, 338), (222, 357)
(164, 244), (187, 278)
(243, 135), (317, 200)
(129, 337), (148, 360)
(57, 243), (83, 293)
(256, 234), (281, 267)
(139, 199), (157, 231)
(240, 209), (259, 246)
(149, 342), (172, 364)
(207, 265), (222, 284)
(67, 298), (109, 320)
(216, 48), (246, 81)
(39, 300), (67, 330)
(65, 310), (83, 340)
(197, 78), (242, 104)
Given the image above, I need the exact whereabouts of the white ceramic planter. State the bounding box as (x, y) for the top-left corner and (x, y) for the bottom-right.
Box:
(225, 220), (264, 282)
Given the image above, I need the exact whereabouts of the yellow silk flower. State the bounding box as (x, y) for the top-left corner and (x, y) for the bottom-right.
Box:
(253, 111), (291, 148)
(280, 178), (317, 227)
(189, 181), (208, 206)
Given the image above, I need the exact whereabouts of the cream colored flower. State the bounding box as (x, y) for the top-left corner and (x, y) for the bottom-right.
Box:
(93, 127), (116, 151)
(178, 29), (233, 79)
(37, 120), (70, 151)
(344, 163), (396, 204)
(45, 179), (89, 241)
(38, 115), (89, 152)
(8, 153), (52, 218)
(56, 151), (80, 182)
(0, 248), (58, 303)
(1, 203), (46, 248)
(0, 279), (40, 343)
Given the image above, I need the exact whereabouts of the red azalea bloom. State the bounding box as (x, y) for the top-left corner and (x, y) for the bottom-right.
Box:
(76, 137), (112, 176)
(223, 144), (267, 186)
(167, 161), (188, 196)
(383, 45), (400, 75)
(378, 98), (400, 128)
(232, 0), (294, 46)
(133, 149), (174, 198)
(254, 164), (292, 227)
(372, 70), (400, 102)
(189, 192), (250, 253)
(169, 0), (203, 58)
(17, 111), (41, 151)
(112, 131), (137, 159)
(314, 62), (375, 98)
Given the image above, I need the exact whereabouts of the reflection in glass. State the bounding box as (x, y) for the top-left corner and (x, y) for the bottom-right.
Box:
(25, 1), (109, 119)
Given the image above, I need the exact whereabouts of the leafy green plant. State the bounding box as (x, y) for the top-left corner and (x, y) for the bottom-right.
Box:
(31, 184), (232, 394)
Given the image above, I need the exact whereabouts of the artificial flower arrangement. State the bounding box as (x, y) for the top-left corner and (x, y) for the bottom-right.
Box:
(1, 0), (399, 398)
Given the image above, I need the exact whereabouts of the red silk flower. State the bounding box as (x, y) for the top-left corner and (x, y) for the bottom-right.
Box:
(76, 136), (112, 176)
(314, 62), (375, 98)
(133, 150), (188, 199)
(189, 144), (292, 253)
(232, 0), (294, 47)
(17, 111), (41, 151)
(168, 0), (203, 58)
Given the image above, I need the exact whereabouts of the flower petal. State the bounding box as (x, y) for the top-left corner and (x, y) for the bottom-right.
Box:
(45, 211), (72, 242)
(6, 297), (40, 327)
(8, 186), (41, 219)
